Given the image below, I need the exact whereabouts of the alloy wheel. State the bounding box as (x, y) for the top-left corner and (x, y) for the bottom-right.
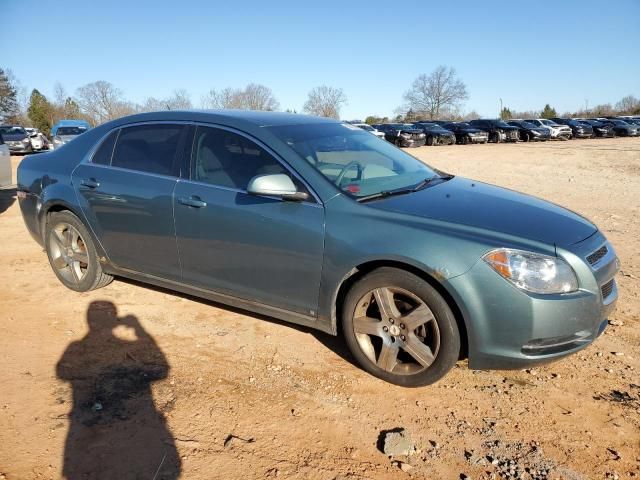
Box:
(48, 222), (90, 285)
(352, 287), (440, 375)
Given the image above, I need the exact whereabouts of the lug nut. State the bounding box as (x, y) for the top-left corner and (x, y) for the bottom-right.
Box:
(400, 335), (406, 341)
(383, 326), (389, 332)
(389, 318), (394, 324)
(400, 323), (405, 329)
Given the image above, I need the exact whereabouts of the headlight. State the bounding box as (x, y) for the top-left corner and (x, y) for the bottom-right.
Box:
(532, 130), (540, 136)
(22, 138), (30, 144)
(483, 248), (578, 294)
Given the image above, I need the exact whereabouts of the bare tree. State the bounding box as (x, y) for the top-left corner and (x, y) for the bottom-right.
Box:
(615, 95), (640, 114)
(303, 85), (347, 119)
(75, 80), (135, 125)
(243, 83), (279, 110)
(139, 89), (193, 112)
(201, 83), (279, 110)
(401, 66), (468, 120)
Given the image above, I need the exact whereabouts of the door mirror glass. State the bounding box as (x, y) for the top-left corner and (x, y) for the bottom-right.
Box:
(247, 174), (308, 201)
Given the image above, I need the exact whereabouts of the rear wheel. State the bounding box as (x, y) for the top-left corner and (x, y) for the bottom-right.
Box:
(342, 268), (460, 387)
(45, 211), (113, 292)
(426, 135), (434, 146)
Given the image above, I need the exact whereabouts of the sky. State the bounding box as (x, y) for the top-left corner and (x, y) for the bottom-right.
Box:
(1, 0), (639, 120)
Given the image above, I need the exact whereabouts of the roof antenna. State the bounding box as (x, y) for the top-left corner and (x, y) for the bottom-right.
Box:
(166, 104), (171, 110)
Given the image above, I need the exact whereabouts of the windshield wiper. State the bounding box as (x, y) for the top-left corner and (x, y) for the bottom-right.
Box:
(356, 188), (415, 203)
(357, 174), (455, 203)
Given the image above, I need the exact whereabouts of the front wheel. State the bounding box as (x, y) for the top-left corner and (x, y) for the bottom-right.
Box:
(342, 268), (460, 387)
(45, 211), (113, 292)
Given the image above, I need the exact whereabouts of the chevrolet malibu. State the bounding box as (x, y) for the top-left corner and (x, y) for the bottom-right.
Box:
(17, 111), (619, 387)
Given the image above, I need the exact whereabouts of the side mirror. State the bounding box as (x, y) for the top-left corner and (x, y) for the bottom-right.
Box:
(247, 173), (309, 202)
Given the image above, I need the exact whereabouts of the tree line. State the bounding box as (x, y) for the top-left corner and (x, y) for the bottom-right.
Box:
(1, 66), (638, 136)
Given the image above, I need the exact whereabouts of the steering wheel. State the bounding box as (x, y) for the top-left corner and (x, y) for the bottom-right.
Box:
(334, 161), (361, 187)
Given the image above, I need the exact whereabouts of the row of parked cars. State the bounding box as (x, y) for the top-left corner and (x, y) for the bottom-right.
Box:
(353, 116), (640, 147)
(0, 120), (90, 155)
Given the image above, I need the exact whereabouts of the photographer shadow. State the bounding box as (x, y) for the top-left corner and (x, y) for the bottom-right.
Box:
(56, 300), (180, 480)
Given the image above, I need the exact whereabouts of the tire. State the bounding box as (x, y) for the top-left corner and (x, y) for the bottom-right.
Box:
(521, 132), (529, 142)
(45, 211), (113, 292)
(461, 135), (468, 145)
(342, 267), (460, 387)
(490, 132), (501, 143)
(426, 135), (434, 146)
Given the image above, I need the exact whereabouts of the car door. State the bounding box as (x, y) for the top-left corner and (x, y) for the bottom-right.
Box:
(173, 125), (325, 317)
(72, 123), (190, 280)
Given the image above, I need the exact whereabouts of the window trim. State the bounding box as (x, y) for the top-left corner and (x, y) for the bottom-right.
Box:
(186, 122), (322, 205)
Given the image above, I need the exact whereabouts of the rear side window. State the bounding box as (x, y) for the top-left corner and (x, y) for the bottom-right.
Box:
(112, 124), (184, 176)
(192, 126), (287, 190)
(92, 130), (119, 165)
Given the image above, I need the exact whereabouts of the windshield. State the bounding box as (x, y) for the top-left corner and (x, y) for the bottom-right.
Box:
(541, 120), (559, 126)
(355, 124), (374, 131)
(268, 123), (438, 198)
(57, 126), (87, 136)
(0, 126), (26, 135)
(611, 120), (628, 125)
(492, 120), (512, 128)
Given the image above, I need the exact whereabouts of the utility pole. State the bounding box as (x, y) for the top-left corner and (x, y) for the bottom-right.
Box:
(499, 98), (503, 118)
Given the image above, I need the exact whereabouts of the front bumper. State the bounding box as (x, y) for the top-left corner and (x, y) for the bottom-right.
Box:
(447, 231), (619, 369)
(7, 143), (32, 153)
(397, 136), (426, 148)
(572, 131), (592, 138)
(466, 134), (488, 143)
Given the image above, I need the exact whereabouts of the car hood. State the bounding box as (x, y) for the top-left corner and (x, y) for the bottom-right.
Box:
(368, 177), (597, 247)
(458, 127), (486, 134)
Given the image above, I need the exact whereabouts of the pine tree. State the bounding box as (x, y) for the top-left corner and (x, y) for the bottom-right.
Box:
(500, 107), (512, 120)
(27, 89), (54, 136)
(540, 104), (557, 119)
(0, 68), (20, 123)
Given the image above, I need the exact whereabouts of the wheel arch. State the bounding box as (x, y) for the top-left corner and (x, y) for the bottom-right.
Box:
(332, 259), (469, 360)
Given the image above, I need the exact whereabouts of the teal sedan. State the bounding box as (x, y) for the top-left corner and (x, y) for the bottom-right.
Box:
(17, 111), (619, 386)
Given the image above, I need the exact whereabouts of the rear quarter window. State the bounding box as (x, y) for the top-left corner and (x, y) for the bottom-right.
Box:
(91, 130), (119, 165)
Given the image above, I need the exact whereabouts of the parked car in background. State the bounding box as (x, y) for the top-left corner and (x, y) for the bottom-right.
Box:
(0, 134), (11, 186)
(411, 121), (456, 146)
(578, 120), (615, 138)
(51, 120), (91, 149)
(550, 118), (593, 139)
(506, 120), (551, 142)
(591, 118), (638, 137)
(525, 119), (572, 140)
(469, 119), (520, 143)
(372, 123), (426, 147)
(440, 122), (489, 144)
(17, 110), (619, 387)
(51, 125), (89, 149)
(0, 126), (33, 154)
(351, 123), (386, 139)
(25, 128), (50, 151)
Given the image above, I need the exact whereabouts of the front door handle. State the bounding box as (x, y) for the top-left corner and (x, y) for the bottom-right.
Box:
(178, 196), (207, 208)
(80, 178), (100, 189)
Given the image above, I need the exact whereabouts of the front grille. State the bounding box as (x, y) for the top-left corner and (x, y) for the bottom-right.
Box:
(601, 279), (615, 299)
(587, 245), (608, 265)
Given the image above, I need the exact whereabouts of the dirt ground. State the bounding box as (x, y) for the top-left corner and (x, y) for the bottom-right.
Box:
(1, 138), (639, 480)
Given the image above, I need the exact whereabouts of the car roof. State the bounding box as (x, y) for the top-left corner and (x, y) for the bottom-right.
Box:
(111, 110), (336, 128)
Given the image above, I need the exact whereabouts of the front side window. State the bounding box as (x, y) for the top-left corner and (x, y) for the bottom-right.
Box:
(192, 126), (287, 190)
(269, 122), (438, 198)
(112, 124), (184, 176)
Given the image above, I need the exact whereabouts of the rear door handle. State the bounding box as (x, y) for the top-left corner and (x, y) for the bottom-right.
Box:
(80, 178), (100, 189)
(178, 196), (207, 208)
